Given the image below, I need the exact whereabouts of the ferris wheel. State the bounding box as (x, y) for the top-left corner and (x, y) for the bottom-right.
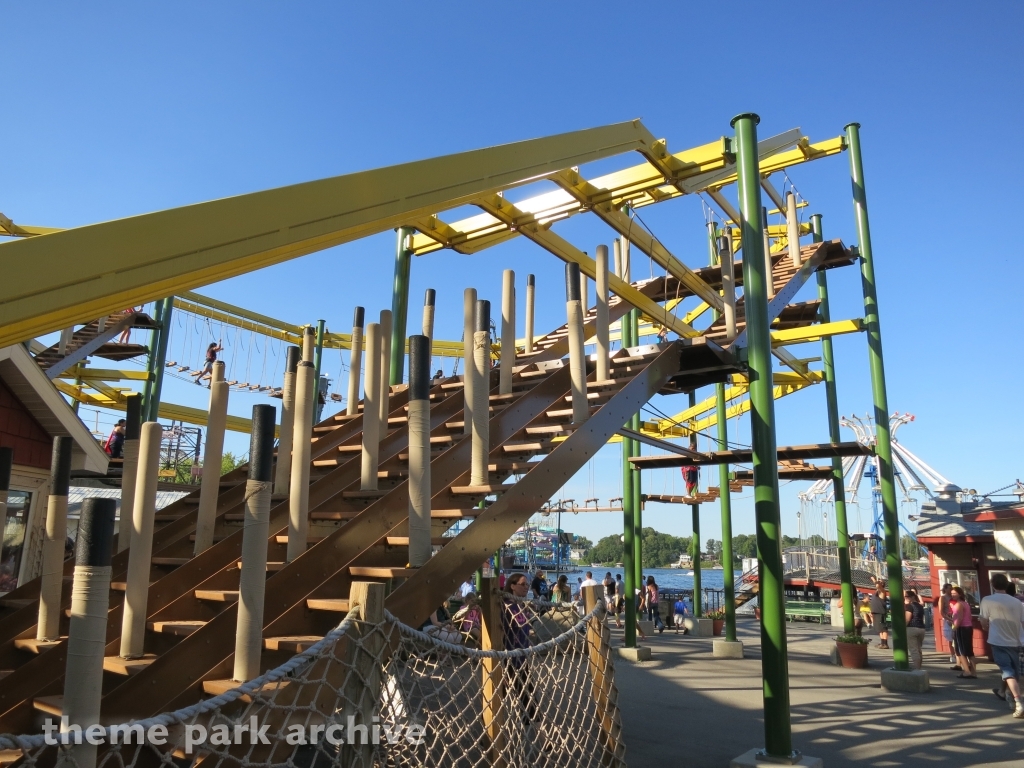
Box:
(795, 412), (954, 548)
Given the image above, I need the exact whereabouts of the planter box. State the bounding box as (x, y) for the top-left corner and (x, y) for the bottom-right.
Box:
(836, 640), (868, 669)
(712, 619), (725, 636)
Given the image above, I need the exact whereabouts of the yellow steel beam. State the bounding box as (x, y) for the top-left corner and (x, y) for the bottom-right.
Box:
(553, 169), (723, 310)
(771, 318), (864, 346)
(407, 130), (838, 258)
(476, 195), (700, 338)
(58, 366), (150, 381)
(0, 212), (62, 238)
(0, 121), (661, 348)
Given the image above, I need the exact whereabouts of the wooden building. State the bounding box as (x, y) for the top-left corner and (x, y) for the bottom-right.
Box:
(916, 486), (1024, 660)
(0, 344), (108, 592)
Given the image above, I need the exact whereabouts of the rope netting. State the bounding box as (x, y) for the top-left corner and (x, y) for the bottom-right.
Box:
(0, 597), (626, 768)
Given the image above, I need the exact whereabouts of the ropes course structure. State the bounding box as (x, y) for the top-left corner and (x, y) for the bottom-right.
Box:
(0, 591), (624, 768)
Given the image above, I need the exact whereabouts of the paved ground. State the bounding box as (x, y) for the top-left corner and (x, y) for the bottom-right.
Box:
(612, 616), (1024, 767)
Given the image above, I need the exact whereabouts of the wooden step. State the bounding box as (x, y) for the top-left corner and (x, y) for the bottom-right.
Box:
(525, 424), (573, 436)
(103, 654), (158, 676)
(502, 440), (554, 454)
(262, 636), (323, 653)
(111, 581), (155, 591)
(348, 566), (414, 579)
(306, 598), (350, 613)
(14, 637), (64, 654)
(234, 561), (285, 572)
(202, 679), (292, 700)
(195, 589), (239, 603)
(147, 620), (206, 637)
(32, 696), (63, 717)
(152, 557), (189, 567)
(274, 535), (325, 545)
(385, 536), (450, 547)
(450, 484), (509, 496)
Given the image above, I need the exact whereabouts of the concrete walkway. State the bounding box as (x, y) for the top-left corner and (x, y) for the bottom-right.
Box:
(613, 616), (1023, 767)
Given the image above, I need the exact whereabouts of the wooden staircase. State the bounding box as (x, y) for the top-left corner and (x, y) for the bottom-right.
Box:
(0, 244), (858, 732)
(33, 311), (156, 376)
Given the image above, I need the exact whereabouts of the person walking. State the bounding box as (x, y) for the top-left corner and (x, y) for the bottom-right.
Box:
(936, 583), (958, 667)
(950, 586), (977, 678)
(870, 586), (889, 649)
(645, 576), (665, 633)
(103, 419), (126, 459)
(673, 595), (690, 633)
(980, 573), (1024, 717)
(904, 589), (926, 670)
(613, 574), (624, 629)
(197, 340), (223, 385)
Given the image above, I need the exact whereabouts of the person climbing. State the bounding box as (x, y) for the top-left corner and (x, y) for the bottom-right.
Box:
(682, 465), (699, 496)
(104, 419), (126, 459)
(196, 340), (223, 385)
(432, 369), (444, 383)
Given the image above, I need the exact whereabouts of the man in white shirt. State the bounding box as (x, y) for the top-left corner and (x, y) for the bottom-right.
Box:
(577, 571), (600, 600)
(980, 573), (1024, 718)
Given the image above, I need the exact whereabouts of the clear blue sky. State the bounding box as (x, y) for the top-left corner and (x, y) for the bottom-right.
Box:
(4, 2), (1022, 546)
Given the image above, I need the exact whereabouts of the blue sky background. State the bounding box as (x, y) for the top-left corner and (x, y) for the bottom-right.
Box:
(3, 2), (1022, 546)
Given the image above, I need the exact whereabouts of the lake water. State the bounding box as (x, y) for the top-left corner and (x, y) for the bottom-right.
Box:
(524, 567), (742, 592)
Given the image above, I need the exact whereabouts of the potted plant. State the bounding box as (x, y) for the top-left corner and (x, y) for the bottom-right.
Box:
(707, 608), (726, 636)
(835, 633), (869, 668)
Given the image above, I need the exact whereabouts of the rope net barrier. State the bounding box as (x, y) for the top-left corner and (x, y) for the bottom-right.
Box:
(0, 596), (626, 768)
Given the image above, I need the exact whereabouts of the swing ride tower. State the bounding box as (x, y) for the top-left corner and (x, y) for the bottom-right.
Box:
(0, 115), (913, 763)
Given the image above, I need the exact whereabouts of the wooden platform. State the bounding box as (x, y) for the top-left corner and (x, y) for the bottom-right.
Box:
(630, 442), (871, 469)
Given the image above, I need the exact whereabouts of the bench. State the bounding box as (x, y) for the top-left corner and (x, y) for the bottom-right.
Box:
(784, 600), (828, 623)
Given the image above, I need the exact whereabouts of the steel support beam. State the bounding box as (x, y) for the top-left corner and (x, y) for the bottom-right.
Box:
(732, 112), (792, 760)
(846, 122), (908, 669)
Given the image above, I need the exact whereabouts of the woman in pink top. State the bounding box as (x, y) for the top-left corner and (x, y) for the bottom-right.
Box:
(950, 586), (977, 678)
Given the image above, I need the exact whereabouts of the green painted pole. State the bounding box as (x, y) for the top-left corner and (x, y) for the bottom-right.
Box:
(312, 318), (326, 425)
(689, 391), (702, 617)
(845, 123), (908, 669)
(630, 309), (642, 591)
(622, 432), (636, 647)
(811, 214), (855, 634)
(708, 222), (737, 639)
(140, 300), (161, 421)
(390, 226), (414, 385)
(146, 297), (173, 423)
(732, 113), (792, 759)
(716, 384), (736, 640)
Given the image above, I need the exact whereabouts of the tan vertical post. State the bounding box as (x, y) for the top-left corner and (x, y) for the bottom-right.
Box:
(62, 498), (116, 768)
(406, 336), (432, 568)
(342, 582), (385, 766)
(762, 207), (775, 299)
(422, 289), (436, 362)
(233, 405), (276, 682)
(346, 307), (365, 416)
(499, 269), (515, 395)
(524, 275), (535, 355)
(119, 422), (162, 658)
(378, 309), (392, 429)
(786, 191), (802, 268)
(37, 437), (73, 642)
(273, 347), (300, 496)
(595, 245), (610, 381)
(360, 323), (382, 491)
(479, 577), (506, 768)
(286, 354), (315, 562)
(620, 235), (631, 283)
(194, 364), (229, 555)
(583, 584), (625, 766)
(565, 263), (589, 425)
(580, 270), (589, 310)
(463, 288), (477, 436)
(117, 394), (143, 553)
(716, 228), (738, 342)
(471, 300), (491, 487)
